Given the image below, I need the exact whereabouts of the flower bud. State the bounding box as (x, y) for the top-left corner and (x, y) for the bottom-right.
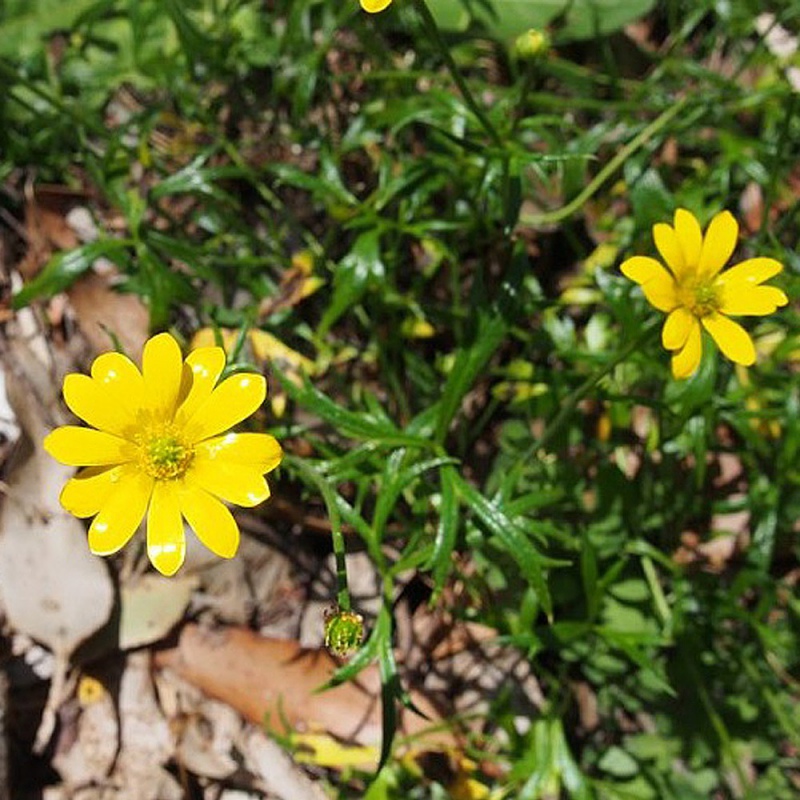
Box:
(324, 608), (364, 657)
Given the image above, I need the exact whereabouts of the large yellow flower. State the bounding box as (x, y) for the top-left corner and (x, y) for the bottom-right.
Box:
(360, 0), (392, 12)
(44, 333), (282, 576)
(621, 209), (788, 378)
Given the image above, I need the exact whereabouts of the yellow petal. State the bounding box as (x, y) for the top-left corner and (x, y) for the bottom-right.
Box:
(183, 372), (266, 442)
(44, 426), (135, 466)
(699, 211), (738, 276)
(63, 374), (137, 438)
(88, 469), (153, 555)
(142, 333), (184, 419)
(196, 432), (283, 472)
(702, 312), (755, 365)
(620, 256), (678, 312)
(671, 320), (702, 378)
(90, 351), (146, 416)
(60, 465), (123, 518)
(179, 484), (240, 558)
(147, 481), (186, 576)
(662, 307), (695, 351)
(174, 346), (227, 427)
(716, 257), (784, 288)
(187, 457), (270, 507)
(361, 0), (392, 11)
(673, 208), (703, 269)
(653, 223), (685, 276)
(720, 284), (788, 316)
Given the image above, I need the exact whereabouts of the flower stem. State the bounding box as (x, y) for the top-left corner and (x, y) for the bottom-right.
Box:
(520, 96), (690, 227)
(410, 0), (503, 148)
(284, 454), (351, 612)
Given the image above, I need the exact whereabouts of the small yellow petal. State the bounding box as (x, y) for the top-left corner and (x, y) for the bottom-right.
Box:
(90, 351), (146, 416)
(147, 482), (186, 576)
(187, 457), (270, 507)
(673, 208), (703, 269)
(662, 307), (695, 351)
(720, 284), (788, 316)
(179, 484), (240, 558)
(716, 257), (784, 289)
(621, 256), (678, 312)
(699, 211), (738, 277)
(142, 333), (184, 419)
(88, 470), (153, 555)
(63, 374), (136, 437)
(671, 320), (702, 378)
(60, 465), (122, 518)
(360, 0), (392, 11)
(174, 346), (227, 427)
(653, 223), (685, 276)
(44, 426), (135, 467)
(702, 313), (756, 366)
(196, 432), (283, 473)
(183, 372), (266, 442)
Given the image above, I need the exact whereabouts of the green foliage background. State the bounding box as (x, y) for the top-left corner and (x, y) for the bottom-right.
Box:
(2, 0), (799, 797)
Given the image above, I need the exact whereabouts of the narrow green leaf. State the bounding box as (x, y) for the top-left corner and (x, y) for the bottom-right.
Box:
(13, 238), (132, 308)
(428, 464), (460, 597)
(372, 453), (458, 542)
(277, 371), (434, 449)
(452, 472), (554, 620)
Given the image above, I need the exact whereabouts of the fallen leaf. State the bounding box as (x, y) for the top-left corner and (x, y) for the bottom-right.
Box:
(0, 354), (114, 662)
(155, 624), (450, 764)
(118, 573), (197, 650)
(67, 270), (149, 358)
(0, 343), (115, 752)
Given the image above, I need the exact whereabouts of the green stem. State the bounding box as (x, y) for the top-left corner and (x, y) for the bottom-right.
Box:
(284, 454), (351, 612)
(520, 96), (690, 227)
(530, 319), (659, 456)
(641, 554), (671, 633)
(410, 0), (503, 148)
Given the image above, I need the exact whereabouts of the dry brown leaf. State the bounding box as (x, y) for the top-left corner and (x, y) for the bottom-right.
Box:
(67, 270), (149, 358)
(155, 624), (450, 760)
(17, 185), (83, 281)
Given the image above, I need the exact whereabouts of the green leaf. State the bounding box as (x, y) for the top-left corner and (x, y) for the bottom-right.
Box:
(428, 465), (460, 597)
(452, 472), (555, 620)
(12, 239), (133, 308)
(319, 229), (385, 335)
(598, 745), (639, 778)
(277, 373), (435, 449)
(373, 453), (458, 542)
(429, 0), (657, 42)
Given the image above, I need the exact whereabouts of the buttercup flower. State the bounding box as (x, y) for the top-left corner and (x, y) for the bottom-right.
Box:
(44, 333), (282, 576)
(621, 208), (788, 378)
(360, 0), (392, 12)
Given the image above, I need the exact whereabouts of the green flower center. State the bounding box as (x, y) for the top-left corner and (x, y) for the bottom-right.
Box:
(677, 275), (721, 318)
(137, 426), (194, 480)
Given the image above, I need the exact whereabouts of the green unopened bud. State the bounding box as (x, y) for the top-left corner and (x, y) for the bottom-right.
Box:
(324, 608), (364, 657)
(514, 29), (550, 61)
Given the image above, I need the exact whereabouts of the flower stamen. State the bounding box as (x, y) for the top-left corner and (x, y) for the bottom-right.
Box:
(677, 276), (721, 319)
(137, 427), (194, 480)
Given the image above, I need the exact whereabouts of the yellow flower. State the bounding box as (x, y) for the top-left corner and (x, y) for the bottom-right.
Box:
(43, 333), (282, 576)
(360, 0), (392, 12)
(621, 208), (788, 378)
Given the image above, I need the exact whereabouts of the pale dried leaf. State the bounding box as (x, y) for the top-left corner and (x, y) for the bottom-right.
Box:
(119, 574), (197, 650)
(0, 370), (114, 660)
(52, 688), (118, 786)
